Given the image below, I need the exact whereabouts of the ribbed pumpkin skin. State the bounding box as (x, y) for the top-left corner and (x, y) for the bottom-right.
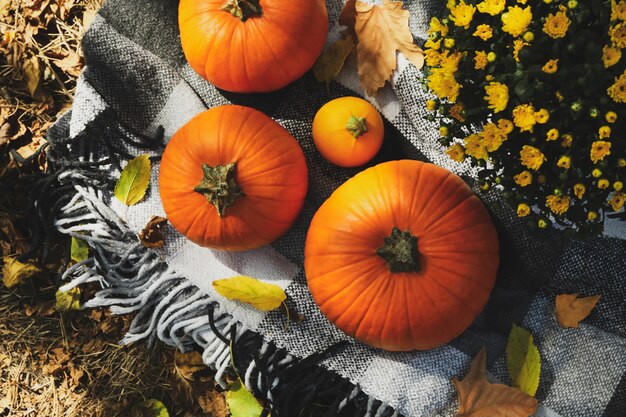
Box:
(178, 0), (328, 93)
(304, 160), (499, 351)
(159, 105), (308, 251)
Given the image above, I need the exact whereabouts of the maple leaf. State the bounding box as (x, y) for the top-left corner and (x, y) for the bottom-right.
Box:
(555, 293), (601, 328)
(452, 348), (538, 417)
(354, 0), (424, 96)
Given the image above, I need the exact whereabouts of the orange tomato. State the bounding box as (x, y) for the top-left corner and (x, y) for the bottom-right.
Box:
(312, 97), (384, 167)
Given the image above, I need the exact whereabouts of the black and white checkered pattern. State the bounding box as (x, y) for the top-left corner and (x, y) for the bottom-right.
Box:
(49, 0), (626, 416)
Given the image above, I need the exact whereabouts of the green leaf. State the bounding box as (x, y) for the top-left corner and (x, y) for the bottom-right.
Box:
(131, 399), (170, 417)
(226, 379), (266, 417)
(506, 324), (541, 397)
(114, 154), (151, 206)
(70, 237), (89, 262)
(55, 287), (81, 312)
(313, 35), (355, 83)
(213, 276), (286, 311)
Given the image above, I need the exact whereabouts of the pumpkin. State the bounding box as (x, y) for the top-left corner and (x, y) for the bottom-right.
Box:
(159, 105), (308, 251)
(304, 160), (499, 351)
(312, 97), (384, 167)
(178, 0), (328, 93)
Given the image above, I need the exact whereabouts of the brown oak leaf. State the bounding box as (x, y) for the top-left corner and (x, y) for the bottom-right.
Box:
(139, 216), (168, 249)
(354, 0), (424, 96)
(555, 293), (601, 329)
(452, 348), (538, 417)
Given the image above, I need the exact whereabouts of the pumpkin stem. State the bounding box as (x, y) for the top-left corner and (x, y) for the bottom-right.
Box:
(376, 227), (421, 273)
(345, 115), (368, 138)
(221, 0), (262, 21)
(194, 162), (245, 217)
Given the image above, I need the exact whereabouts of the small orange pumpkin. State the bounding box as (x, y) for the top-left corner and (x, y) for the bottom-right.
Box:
(304, 160), (499, 351)
(312, 97), (384, 167)
(178, 0), (328, 93)
(159, 105), (308, 251)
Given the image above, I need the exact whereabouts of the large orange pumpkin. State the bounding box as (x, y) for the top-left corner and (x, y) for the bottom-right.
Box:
(304, 160), (499, 351)
(178, 0), (328, 93)
(159, 105), (308, 251)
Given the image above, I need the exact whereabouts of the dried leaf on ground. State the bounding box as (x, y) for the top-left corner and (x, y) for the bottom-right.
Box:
(555, 293), (601, 328)
(174, 351), (206, 381)
(53, 51), (83, 78)
(2, 256), (42, 288)
(70, 236), (89, 262)
(213, 276), (286, 311)
(131, 399), (170, 417)
(313, 35), (355, 84)
(23, 56), (45, 100)
(506, 324), (541, 397)
(139, 216), (167, 249)
(452, 348), (538, 417)
(226, 380), (266, 417)
(114, 154), (151, 206)
(55, 287), (81, 312)
(354, 0), (424, 96)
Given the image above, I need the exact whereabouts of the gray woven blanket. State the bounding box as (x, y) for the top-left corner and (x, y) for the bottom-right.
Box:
(46, 0), (626, 416)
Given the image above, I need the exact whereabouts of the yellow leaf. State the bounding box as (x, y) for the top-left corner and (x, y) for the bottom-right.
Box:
(2, 257), (42, 288)
(354, 0), (424, 96)
(506, 324), (541, 397)
(114, 154), (152, 206)
(55, 287), (81, 312)
(70, 237), (89, 262)
(226, 380), (267, 417)
(452, 348), (538, 417)
(555, 293), (601, 328)
(213, 276), (286, 311)
(313, 35), (355, 83)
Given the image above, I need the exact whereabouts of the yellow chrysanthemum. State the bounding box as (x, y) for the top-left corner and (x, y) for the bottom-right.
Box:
(606, 111), (618, 123)
(464, 133), (488, 160)
(608, 70), (626, 103)
(557, 155), (571, 169)
(598, 179), (610, 189)
(611, 23), (626, 48)
(547, 128), (559, 141)
(514, 171), (533, 186)
(561, 133), (573, 147)
(425, 48), (442, 67)
(546, 195), (570, 215)
(591, 141), (612, 163)
(592, 168), (603, 178)
(513, 39), (528, 62)
(603, 45), (622, 68)
(574, 183), (586, 199)
(517, 203), (531, 217)
(473, 24), (493, 41)
(615, 181), (624, 191)
(502, 6), (532, 37)
(498, 119), (514, 133)
(477, 0), (505, 15)
(428, 17), (449, 37)
(426, 100), (437, 111)
(428, 69), (461, 103)
(425, 37), (442, 51)
(520, 145), (546, 170)
(513, 104), (536, 132)
(474, 51), (488, 69)
(450, 0), (476, 29)
(543, 8), (570, 38)
(484, 82), (509, 113)
(612, 0), (626, 21)
(609, 192), (626, 212)
(542, 59), (559, 74)
(535, 108), (550, 124)
(482, 123), (507, 151)
(439, 51), (464, 73)
(619, 158), (626, 167)
(599, 125), (611, 138)
(588, 211), (598, 221)
(446, 144), (466, 162)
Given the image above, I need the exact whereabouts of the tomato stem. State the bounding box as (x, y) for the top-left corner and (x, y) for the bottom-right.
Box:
(221, 0), (262, 21)
(376, 227), (421, 272)
(194, 162), (245, 217)
(345, 115), (368, 138)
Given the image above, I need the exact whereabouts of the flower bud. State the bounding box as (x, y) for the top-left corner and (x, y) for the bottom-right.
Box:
(614, 181), (624, 191)
(587, 211), (598, 221)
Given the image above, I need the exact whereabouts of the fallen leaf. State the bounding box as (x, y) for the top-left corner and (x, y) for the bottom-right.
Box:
(452, 348), (538, 417)
(2, 256), (42, 288)
(197, 389), (229, 417)
(175, 351), (206, 381)
(70, 236), (89, 262)
(506, 324), (540, 397)
(226, 380), (266, 417)
(131, 399), (170, 417)
(213, 276), (286, 311)
(23, 56), (45, 100)
(354, 0), (424, 96)
(139, 216), (167, 249)
(114, 154), (151, 206)
(555, 293), (601, 328)
(339, 0), (357, 37)
(53, 51), (82, 77)
(55, 287), (81, 312)
(313, 35), (355, 84)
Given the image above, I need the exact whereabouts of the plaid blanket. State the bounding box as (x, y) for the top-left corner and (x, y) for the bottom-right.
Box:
(46, 0), (626, 416)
